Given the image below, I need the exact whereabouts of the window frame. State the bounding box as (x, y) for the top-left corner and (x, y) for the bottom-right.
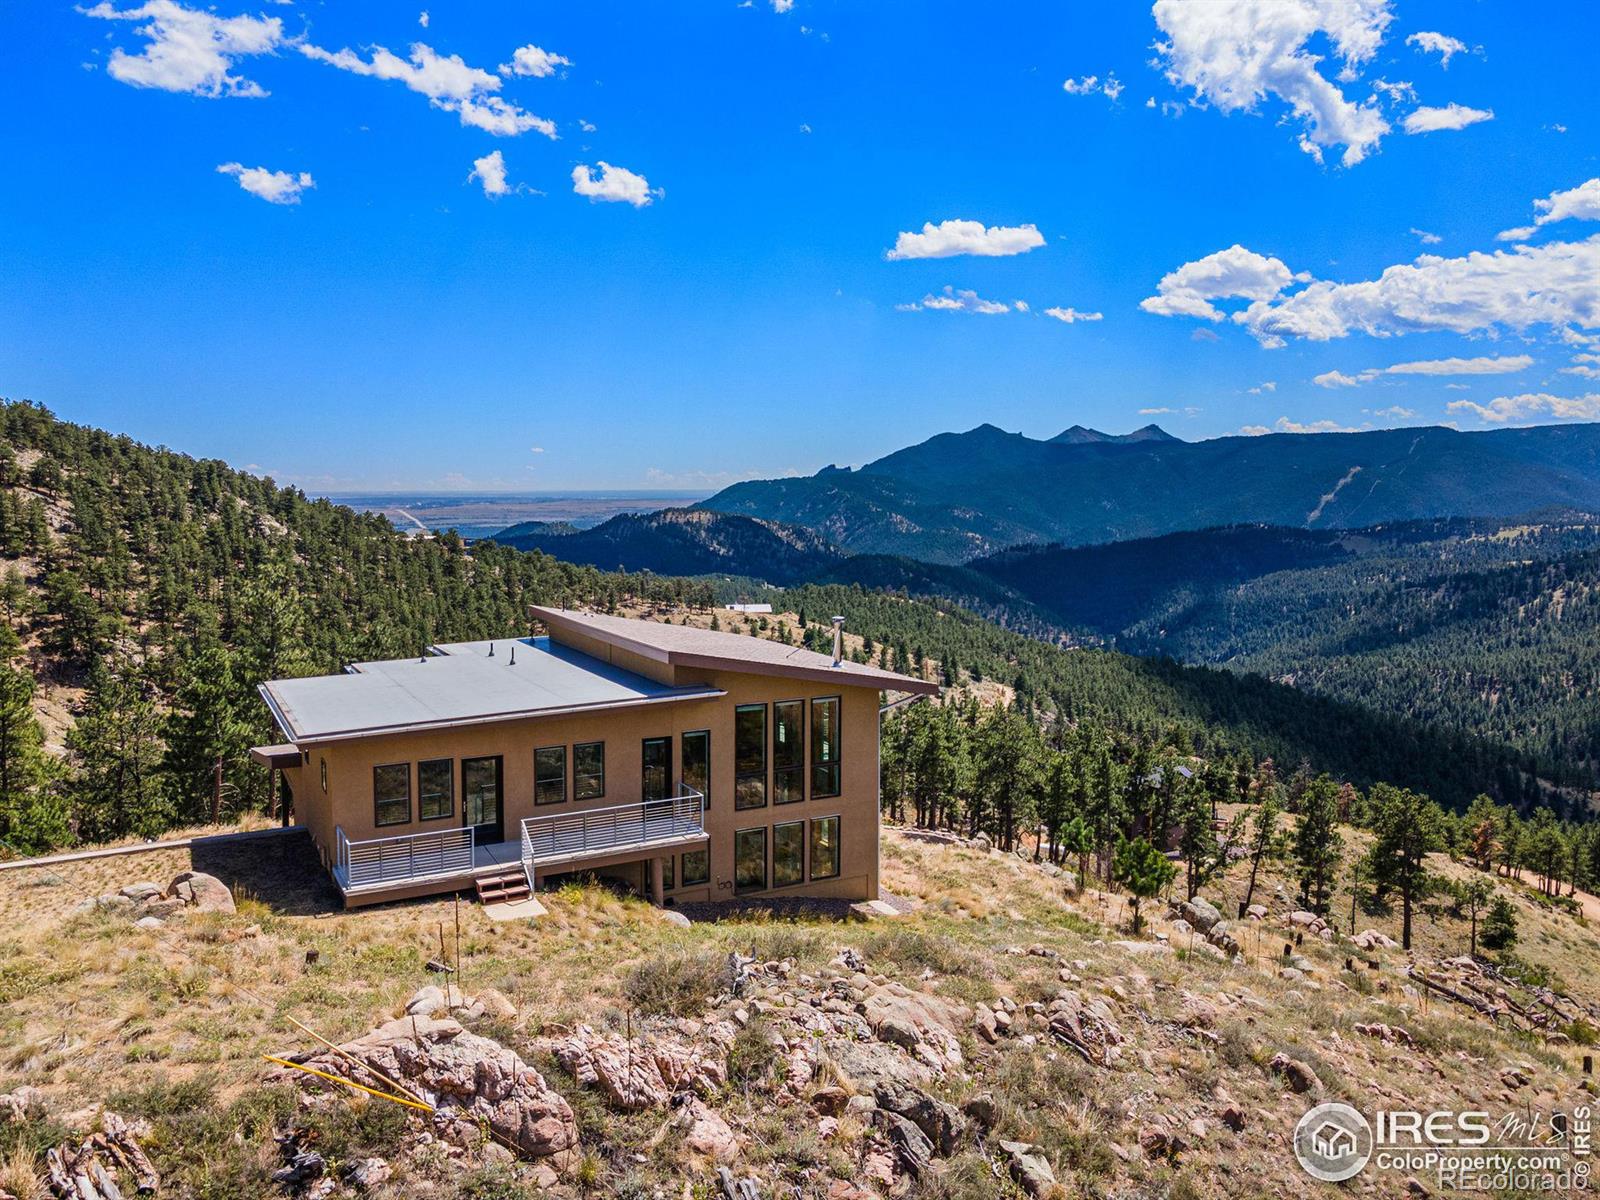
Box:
(734, 826), (768, 892)
(662, 854), (675, 892)
(534, 744), (568, 807)
(773, 699), (805, 805)
(811, 695), (842, 799)
(417, 758), (454, 821)
(809, 815), (841, 880)
(373, 762), (411, 828)
(573, 741), (605, 801)
(735, 703), (768, 810)
(681, 846), (710, 886)
(772, 819), (805, 888)
(681, 729), (711, 810)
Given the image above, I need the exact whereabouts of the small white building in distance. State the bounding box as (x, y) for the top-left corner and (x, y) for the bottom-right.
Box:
(725, 603), (774, 614)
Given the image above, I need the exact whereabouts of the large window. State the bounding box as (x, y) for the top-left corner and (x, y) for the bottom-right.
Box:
(735, 704), (767, 810)
(681, 846), (710, 886)
(734, 826), (767, 891)
(535, 746), (567, 806)
(574, 741), (605, 800)
(773, 821), (804, 887)
(374, 763), (410, 827)
(418, 759), (453, 820)
(811, 697), (841, 798)
(773, 700), (804, 804)
(810, 816), (841, 880)
(681, 730), (710, 809)
(642, 737), (672, 803)
(663, 855), (675, 892)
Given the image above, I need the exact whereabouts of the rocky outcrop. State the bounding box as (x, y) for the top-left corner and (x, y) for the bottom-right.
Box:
(538, 1023), (728, 1110)
(278, 1016), (579, 1162)
(165, 870), (236, 913)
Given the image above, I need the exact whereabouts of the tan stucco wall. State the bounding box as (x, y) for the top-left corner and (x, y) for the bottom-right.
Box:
(288, 670), (882, 902)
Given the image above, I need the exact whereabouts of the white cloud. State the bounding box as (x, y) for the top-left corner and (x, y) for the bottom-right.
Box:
(1402, 103), (1493, 135)
(1372, 405), (1416, 418)
(418, 10), (428, 28)
(1140, 407), (1176, 414)
(1313, 369), (1369, 388)
(1563, 353), (1600, 379)
(1043, 307), (1103, 324)
(1496, 226), (1537, 243)
(572, 161), (659, 206)
(1235, 236), (1600, 342)
(898, 286), (1018, 315)
(1247, 381), (1277, 394)
(1533, 178), (1600, 227)
(1139, 244), (1301, 322)
(83, 0), (282, 98)
(771, 0), (794, 10)
(1242, 417), (1361, 435)
(299, 41), (556, 137)
(1406, 31), (1467, 67)
(885, 219), (1045, 261)
(216, 161), (313, 204)
(1063, 73), (1122, 101)
(1151, 0), (1393, 167)
(500, 44), (571, 78)
(1448, 392), (1600, 424)
(468, 149), (509, 197)
(1409, 227), (1441, 245)
(1384, 354), (1533, 376)
(1369, 78), (1416, 105)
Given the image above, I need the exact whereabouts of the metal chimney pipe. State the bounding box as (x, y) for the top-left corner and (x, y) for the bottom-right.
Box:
(831, 616), (845, 666)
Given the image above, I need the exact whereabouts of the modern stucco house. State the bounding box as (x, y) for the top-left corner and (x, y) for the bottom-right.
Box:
(250, 606), (937, 908)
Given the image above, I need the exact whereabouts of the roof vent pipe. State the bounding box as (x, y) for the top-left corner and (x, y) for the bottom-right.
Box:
(488, 643), (495, 657)
(510, 645), (517, 666)
(831, 616), (845, 667)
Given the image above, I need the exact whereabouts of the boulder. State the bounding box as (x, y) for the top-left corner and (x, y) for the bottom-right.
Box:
(1352, 929), (1398, 950)
(873, 1080), (966, 1156)
(1269, 1052), (1323, 1096)
(476, 987), (519, 1020)
(1245, 904), (1268, 920)
(973, 1004), (999, 1044)
(872, 1110), (933, 1178)
(1178, 897), (1223, 934)
(133, 916), (164, 931)
(277, 1016), (578, 1161)
(811, 1086), (850, 1116)
(165, 871), (235, 914)
(999, 1140), (1057, 1197)
(678, 1096), (739, 1161)
(961, 1092), (999, 1132)
(659, 909), (691, 928)
(1219, 1105), (1246, 1132)
(858, 986), (963, 1071)
(118, 882), (163, 902)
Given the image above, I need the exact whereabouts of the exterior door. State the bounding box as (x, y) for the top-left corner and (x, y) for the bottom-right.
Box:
(462, 755), (504, 845)
(642, 737), (672, 803)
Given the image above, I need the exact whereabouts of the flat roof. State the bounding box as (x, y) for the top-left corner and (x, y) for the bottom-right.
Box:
(261, 635), (725, 744)
(530, 606), (941, 695)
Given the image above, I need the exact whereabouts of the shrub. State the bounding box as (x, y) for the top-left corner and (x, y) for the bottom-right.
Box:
(621, 948), (725, 1016)
(726, 1018), (780, 1089)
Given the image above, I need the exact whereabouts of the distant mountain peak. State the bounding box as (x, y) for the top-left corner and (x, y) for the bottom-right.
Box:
(1049, 423), (1180, 445)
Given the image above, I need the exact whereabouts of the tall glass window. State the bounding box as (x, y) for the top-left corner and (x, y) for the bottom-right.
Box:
(773, 700), (804, 804)
(574, 742), (605, 800)
(735, 704), (767, 810)
(810, 816), (841, 880)
(681, 730), (710, 809)
(811, 697), (841, 798)
(773, 820), (804, 887)
(735, 826), (767, 891)
(418, 759), (453, 820)
(462, 756), (502, 838)
(374, 763), (410, 826)
(535, 746), (566, 806)
(642, 737), (672, 803)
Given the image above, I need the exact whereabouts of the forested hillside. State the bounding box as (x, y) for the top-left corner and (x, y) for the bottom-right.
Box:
(701, 422), (1600, 561)
(963, 517), (1600, 786)
(0, 401), (713, 853)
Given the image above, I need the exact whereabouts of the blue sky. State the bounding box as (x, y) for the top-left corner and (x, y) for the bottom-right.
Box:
(2, 0), (1597, 491)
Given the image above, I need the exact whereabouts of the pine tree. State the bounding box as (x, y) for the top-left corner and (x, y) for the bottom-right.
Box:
(0, 661), (66, 852)
(1178, 781), (1218, 901)
(68, 658), (169, 841)
(1113, 835), (1176, 934)
(1243, 789), (1280, 909)
(1455, 876), (1493, 959)
(160, 643), (254, 824)
(1481, 896), (1518, 952)
(1294, 775), (1343, 916)
(1364, 783), (1443, 951)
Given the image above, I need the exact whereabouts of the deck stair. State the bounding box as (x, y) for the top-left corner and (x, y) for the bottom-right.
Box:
(475, 867), (530, 906)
